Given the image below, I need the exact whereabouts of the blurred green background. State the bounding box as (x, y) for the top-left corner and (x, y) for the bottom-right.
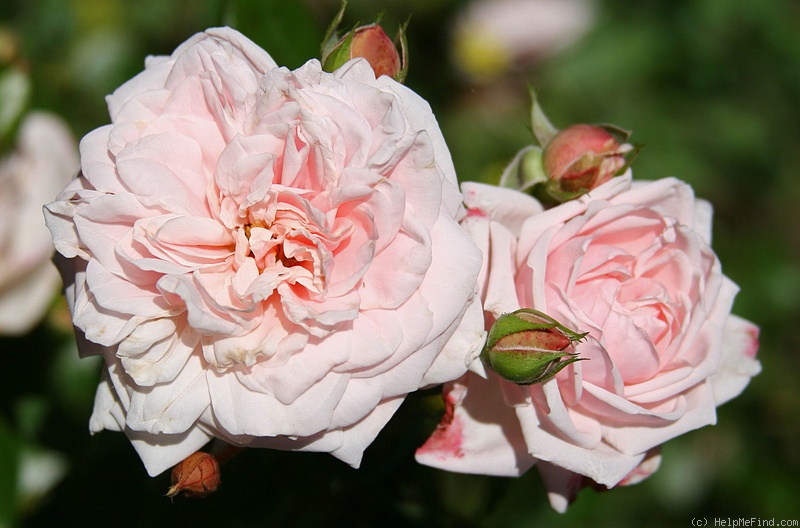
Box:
(1, 0), (798, 526)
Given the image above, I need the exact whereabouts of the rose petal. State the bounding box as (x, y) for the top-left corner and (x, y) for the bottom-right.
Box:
(416, 373), (536, 476)
(712, 314), (761, 405)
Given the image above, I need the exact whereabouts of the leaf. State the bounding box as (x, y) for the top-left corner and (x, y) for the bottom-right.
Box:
(321, 0), (348, 60)
(529, 87), (558, 147)
(498, 145), (547, 192)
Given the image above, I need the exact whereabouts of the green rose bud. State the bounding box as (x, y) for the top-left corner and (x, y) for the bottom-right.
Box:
(481, 309), (587, 385)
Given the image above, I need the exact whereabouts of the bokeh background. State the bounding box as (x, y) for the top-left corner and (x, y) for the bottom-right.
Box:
(1, 0), (798, 526)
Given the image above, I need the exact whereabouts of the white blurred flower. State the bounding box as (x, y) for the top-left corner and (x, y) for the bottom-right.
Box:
(452, 0), (595, 80)
(18, 447), (69, 505)
(0, 112), (78, 334)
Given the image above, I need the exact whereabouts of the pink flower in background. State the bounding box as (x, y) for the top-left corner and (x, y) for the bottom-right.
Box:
(0, 112), (78, 334)
(451, 0), (595, 80)
(44, 27), (484, 476)
(416, 174), (760, 511)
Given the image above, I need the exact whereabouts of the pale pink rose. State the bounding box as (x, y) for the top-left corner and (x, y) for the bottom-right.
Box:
(44, 27), (484, 476)
(416, 174), (760, 511)
(0, 112), (78, 334)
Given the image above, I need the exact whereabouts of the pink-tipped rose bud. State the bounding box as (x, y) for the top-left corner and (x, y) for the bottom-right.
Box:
(166, 452), (220, 498)
(321, 5), (407, 82)
(481, 309), (587, 385)
(348, 25), (402, 79)
(542, 124), (627, 192)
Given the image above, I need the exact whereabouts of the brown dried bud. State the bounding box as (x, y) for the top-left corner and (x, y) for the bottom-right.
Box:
(166, 452), (220, 498)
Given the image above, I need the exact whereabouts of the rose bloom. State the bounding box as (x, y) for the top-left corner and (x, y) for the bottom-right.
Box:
(44, 28), (484, 476)
(416, 174), (761, 511)
(0, 112), (77, 334)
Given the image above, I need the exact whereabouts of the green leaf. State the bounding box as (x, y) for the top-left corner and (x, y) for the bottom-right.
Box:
(321, 0), (348, 61)
(529, 87), (558, 147)
(321, 23), (357, 73)
(488, 347), (581, 385)
(498, 146), (547, 191)
(614, 142), (644, 177)
(512, 308), (588, 342)
(394, 16), (409, 83)
(483, 309), (560, 352)
(541, 181), (592, 204)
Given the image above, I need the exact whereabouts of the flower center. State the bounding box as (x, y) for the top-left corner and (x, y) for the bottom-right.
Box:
(243, 220), (306, 271)
(231, 190), (335, 300)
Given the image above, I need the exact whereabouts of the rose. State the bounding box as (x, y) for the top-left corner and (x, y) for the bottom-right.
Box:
(416, 174), (760, 511)
(417, 175), (761, 509)
(0, 112), (77, 334)
(44, 27), (484, 476)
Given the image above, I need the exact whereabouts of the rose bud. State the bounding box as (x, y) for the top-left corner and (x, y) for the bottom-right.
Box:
(481, 309), (587, 385)
(542, 124), (628, 193)
(166, 452), (220, 498)
(321, 3), (407, 82)
(500, 90), (638, 203)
